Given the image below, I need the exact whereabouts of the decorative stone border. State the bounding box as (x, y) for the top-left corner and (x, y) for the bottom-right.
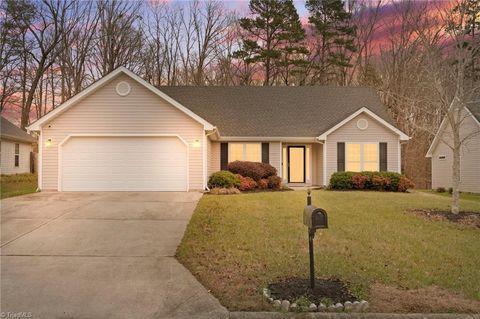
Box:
(263, 288), (369, 313)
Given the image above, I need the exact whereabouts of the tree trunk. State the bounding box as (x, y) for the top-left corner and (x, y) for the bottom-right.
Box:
(451, 124), (461, 214)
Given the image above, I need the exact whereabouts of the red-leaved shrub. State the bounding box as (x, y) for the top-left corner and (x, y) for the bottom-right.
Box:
(267, 175), (282, 189)
(258, 179), (269, 189)
(371, 175), (391, 191)
(227, 161), (277, 181)
(398, 176), (415, 192)
(352, 174), (369, 189)
(236, 174), (257, 191)
(329, 171), (414, 192)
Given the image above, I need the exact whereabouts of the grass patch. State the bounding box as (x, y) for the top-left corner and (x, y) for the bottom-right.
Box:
(1, 174), (37, 199)
(423, 190), (480, 202)
(176, 190), (480, 312)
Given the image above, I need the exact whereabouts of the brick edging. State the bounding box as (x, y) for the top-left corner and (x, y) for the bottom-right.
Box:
(229, 312), (480, 319)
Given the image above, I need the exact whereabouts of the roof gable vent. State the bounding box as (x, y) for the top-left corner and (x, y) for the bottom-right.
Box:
(116, 81), (131, 96)
(357, 118), (368, 130)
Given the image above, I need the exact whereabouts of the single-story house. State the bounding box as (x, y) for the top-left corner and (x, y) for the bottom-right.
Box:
(27, 67), (409, 192)
(1, 116), (37, 175)
(426, 102), (480, 193)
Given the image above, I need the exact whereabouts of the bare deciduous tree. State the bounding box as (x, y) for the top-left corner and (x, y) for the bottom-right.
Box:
(420, 2), (480, 213)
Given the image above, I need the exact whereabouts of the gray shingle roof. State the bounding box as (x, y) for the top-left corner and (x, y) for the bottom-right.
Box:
(1, 117), (36, 143)
(467, 101), (480, 122)
(160, 86), (394, 137)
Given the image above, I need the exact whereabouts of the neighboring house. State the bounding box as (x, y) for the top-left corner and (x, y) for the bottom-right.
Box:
(426, 102), (480, 193)
(1, 116), (37, 175)
(27, 67), (409, 192)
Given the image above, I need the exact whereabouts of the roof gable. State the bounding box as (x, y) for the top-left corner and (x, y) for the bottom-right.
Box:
(27, 67), (214, 131)
(318, 107), (409, 140)
(426, 104), (480, 157)
(1, 117), (36, 143)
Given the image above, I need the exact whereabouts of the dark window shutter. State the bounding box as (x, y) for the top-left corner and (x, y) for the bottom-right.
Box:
(379, 142), (387, 171)
(337, 142), (345, 172)
(262, 143), (269, 163)
(220, 143), (228, 170)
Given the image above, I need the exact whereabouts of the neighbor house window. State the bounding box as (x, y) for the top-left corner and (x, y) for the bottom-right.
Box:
(14, 143), (19, 167)
(229, 143), (261, 162)
(346, 143), (378, 172)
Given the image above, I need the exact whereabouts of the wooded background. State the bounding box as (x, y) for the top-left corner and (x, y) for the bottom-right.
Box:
(1, 0), (479, 188)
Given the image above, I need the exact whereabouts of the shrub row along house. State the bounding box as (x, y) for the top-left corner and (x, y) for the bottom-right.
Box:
(27, 67), (410, 192)
(1, 117), (37, 175)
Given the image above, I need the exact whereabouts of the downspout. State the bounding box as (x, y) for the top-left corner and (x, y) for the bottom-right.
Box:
(204, 127), (218, 191)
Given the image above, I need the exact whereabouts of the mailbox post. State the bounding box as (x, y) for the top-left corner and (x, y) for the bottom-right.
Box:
(303, 189), (328, 289)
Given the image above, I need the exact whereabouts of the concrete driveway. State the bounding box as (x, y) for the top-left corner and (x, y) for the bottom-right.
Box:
(1, 192), (228, 319)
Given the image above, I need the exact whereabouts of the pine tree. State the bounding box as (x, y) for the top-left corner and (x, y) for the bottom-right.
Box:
(233, 0), (308, 86)
(306, 0), (357, 85)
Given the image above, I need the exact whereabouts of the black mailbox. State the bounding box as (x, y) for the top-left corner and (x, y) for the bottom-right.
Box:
(303, 205), (328, 229)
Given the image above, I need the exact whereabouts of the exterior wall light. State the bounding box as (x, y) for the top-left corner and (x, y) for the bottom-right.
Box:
(193, 139), (201, 148)
(45, 138), (52, 147)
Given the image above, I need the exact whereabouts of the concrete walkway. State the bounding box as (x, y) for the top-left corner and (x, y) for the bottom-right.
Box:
(1, 192), (228, 319)
(230, 313), (480, 319)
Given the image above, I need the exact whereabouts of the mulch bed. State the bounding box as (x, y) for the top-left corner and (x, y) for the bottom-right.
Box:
(268, 277), (356, 305)
(408, 209), (480, 228)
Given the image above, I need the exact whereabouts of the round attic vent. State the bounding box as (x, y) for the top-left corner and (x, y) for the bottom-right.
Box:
(357, 118), (368, 130)
(116, 81), (131, 96)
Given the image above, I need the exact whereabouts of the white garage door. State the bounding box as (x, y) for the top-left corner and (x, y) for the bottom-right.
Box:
(60, 136), (187, 191)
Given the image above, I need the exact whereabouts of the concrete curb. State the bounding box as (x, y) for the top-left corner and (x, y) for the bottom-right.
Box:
(229, 312), (480, 319)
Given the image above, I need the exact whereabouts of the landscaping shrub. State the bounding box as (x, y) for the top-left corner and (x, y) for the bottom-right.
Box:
(448, 187), (453, 194)
(329, 171), (414, 192)
(352, 174), (369, 189)
(227, 161), (277, 181)
(436, 187), (446, 193)
(328, 172), (355, 190)
(1, 173), (37, 183)
(371, 175), (391, 191)
(260, 163), (278, 179)
(267, 175), (282, 189)
(398, 176), (415, 192)
(209, 187), (240, 195)
(258, 179), (269, 189)
(208, 171), (240, 189)
(237, 174), (257, 191)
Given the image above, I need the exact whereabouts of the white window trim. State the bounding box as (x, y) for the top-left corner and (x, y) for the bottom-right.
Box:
(345, 142), (380, 172)
(228, 142), (262, 162)
(14, 143), (20, 167)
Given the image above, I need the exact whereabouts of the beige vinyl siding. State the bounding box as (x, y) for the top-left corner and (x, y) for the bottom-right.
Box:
(312, 143), (323, 186)
(41, 74), (205, 190)
(0, 140), (33, 174)
(208, 140), (220, 176)
(431, 110), (480, 193)
(325, 113), (401, 184)
(269, 142), (282, 177)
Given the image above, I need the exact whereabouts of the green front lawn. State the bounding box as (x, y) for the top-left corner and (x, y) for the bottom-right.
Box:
(177, 190), (480, 312)
(1, 174), (37, 199)
(421, 190), (480, 202)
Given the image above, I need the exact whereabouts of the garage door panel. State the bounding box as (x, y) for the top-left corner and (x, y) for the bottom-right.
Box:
(61, 136), (188, 191)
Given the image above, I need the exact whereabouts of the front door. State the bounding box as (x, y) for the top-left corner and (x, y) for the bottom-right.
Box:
(288, 146), (305, 183)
